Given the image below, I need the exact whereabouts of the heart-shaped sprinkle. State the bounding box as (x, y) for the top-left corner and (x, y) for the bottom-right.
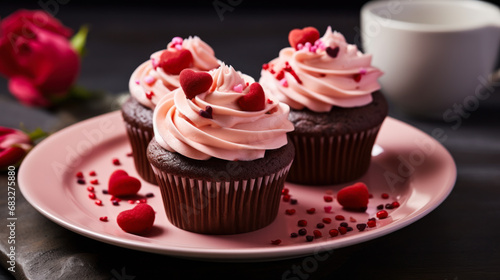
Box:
(179, 69), (213, 99)
(108, 169), (141, 197)
(288, 27), (320, 50)
(353, 73), (362, 82)
(159, 49), (193, 75)
(237, 82), (266, 111)
(199, 106), (213, 119)
(336, 182), (370, 211)
(117, 203), (155, 235)
(326, 46), (340, 58)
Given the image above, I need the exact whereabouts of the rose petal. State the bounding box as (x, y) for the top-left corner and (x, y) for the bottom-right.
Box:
(8, 76), (50, 107)
(0, 146), (26, 169)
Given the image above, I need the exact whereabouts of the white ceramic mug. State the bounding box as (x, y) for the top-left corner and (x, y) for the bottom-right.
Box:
(361, 0), (500, 119)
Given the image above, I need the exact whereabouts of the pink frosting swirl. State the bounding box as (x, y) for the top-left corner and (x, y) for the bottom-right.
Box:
(259, 26), (383, 112)
(153, 64), (294, 161)
(129, 36), (220, 109)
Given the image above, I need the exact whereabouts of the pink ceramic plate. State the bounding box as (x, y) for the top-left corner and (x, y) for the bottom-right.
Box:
(18, 111), (456, 261)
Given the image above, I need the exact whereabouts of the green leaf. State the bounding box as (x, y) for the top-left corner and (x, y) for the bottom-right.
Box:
(27, 127), (49, 142)
(70, 25), (89, 56)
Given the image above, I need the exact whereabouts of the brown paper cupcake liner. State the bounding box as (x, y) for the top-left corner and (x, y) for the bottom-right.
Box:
(151, 162), (292, 234)
(287, 125), (381, 185)
(124, 123), (157, 184)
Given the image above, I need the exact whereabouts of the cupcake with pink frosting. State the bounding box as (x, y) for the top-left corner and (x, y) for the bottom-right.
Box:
(121, 36), (220, 184)
(259, 26), (388, 185)
(147, 64), (295, 234)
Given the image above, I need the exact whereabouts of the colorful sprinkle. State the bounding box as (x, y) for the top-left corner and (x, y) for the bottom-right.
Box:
(285, 209), (296, 215)
(377, 210), (389, 219)
(306, 208), (316, 214)
(335, 215), (345, 221)
(323, 195), (333, 202)
(76, 172), (84, 178)
(87, 186), (95, 192)
(324, 206), (332, 213)
(99, 216), (108, 222)
(271, 239), (282, 245)
(199, 106), (213, 119)
(95, 200), (103, 206)
(90, 179), (99, 185)
(326, 46), (340, 58)
(145, 91), (155, 100)
(89, 171), (96, 176)
(144, 75), (156, 85)
(322, 217), (332, 224)
(233, 84), (243, 93)
(313, 230), (322, 238)
(329, 229), (339, 237)
(112, 158), (121, 165)
(297, 219), (307, 227)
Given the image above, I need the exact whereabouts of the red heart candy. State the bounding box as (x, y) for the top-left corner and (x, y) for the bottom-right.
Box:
(179, 69), (213, 99)
(108, 169), (141, 197)
(288, 27), (320, 50)
(336, 182), (370, 211)
(159, 49), (193, 75)
(117, 203), (155, 235)
(237, 82), (266, 111)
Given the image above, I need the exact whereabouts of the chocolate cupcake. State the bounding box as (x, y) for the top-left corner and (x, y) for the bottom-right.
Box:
(259, 26), (387, 185)
(122, 36), (220, 184)
(148, 64), (295, 234)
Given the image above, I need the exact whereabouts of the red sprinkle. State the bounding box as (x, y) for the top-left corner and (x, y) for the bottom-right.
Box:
(76, 172), (84, 178)
(128, 200), (136, 204)
(323, 195), (333, 202)
(145, 91), (155, 100)
(285, 209), (296, 215)
(88, 193), (96, 199)
(353, 73), (362, 82)
(335, 215), (345, 221)
(89, 171), (96, 176)
(313, 230), (322, 238)
(267, 99), (274, 104)
(367, 220), (377, 228)
(350, 217), (357, 222)
(99, 216), (108, 222)
(297, 220), (307, 227)
(90, 179), (99, 185)
(322, 217), (332, 224)
(271, 239), (282, 245)
(392, 201), (400, 208)
(338, 226), (348, 235)
(282, 188), (289, 195)
(112, 158), (121, 165)
(87, 186), (95, 192)
(95, 200), (103, 206)
(282, 194), (291, 202)
(329, 229), (339, 237)
(381, 193), (389, 199)
(306, 208), (316, 214)
(262, 63), (270, 70)
(377, 210), (389, 219)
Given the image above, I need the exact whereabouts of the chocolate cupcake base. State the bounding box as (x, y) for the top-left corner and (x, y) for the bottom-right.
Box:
(121, 96), (157, 184)
(147, 139), (295, 234)
(286, 91), (388, 185)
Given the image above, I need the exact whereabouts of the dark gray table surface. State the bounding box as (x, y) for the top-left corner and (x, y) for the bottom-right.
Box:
(1, 2), (500, 280)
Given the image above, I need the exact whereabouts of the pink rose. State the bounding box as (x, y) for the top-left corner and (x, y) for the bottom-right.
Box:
(0, 10), (80, 107)
(0, 127), (33, 169)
